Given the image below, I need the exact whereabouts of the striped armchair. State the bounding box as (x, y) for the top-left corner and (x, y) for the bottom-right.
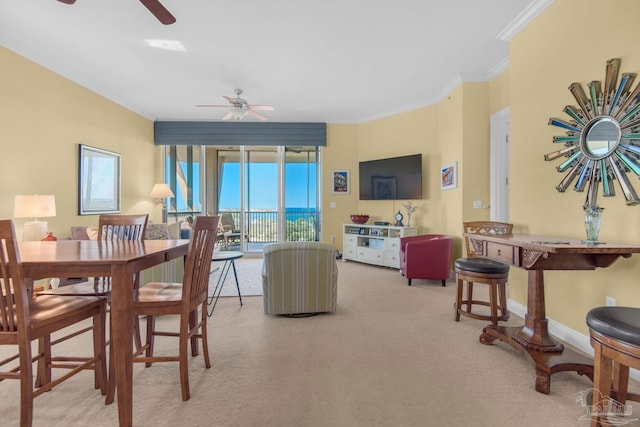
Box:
(262, 242), (338, 315)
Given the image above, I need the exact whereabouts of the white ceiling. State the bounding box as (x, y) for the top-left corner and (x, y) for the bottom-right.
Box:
(0, 0), (550, 124)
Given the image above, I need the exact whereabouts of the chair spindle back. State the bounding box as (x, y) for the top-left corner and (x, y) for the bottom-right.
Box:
(182, 216), (219, 309)
(98, 214), (148, 241)
(0, 219), (26, 334)
(463, 221), (513, 257)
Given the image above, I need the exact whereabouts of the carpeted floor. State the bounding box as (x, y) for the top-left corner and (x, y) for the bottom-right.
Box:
(2, 260), (637, 426)
(209, 257), (263, 297)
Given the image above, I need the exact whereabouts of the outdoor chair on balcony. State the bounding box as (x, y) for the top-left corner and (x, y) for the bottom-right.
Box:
(216, 213), (243, 248)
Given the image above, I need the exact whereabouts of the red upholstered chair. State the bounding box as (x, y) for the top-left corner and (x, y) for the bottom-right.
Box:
(399, 234), (453, 286)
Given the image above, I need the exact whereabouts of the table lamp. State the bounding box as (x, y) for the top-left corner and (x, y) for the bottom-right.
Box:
(14, 194), (57, 241)
(149, 183), (174, 223)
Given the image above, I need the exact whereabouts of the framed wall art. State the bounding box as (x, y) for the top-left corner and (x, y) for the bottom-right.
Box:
(78, 144), (121, 215)
(332, 170), (350, 194)
(440, 162), (457, 191)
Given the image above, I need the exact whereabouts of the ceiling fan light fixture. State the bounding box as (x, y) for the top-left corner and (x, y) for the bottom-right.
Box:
(231, 108), (248, 120)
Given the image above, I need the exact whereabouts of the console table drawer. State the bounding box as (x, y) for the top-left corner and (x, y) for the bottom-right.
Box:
(358, 247), (384, 263)
(344, 235), (357, 245)
(486, 242), (518, 266)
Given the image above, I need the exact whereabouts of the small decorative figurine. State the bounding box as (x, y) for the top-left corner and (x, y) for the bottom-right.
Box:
(403, 202), (417, 227)
(394, 210), (404, 227)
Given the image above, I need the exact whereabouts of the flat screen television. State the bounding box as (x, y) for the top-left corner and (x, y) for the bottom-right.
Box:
(359, 154), (422, 200)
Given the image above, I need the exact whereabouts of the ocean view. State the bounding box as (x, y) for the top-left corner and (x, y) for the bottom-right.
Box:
(219, 207), (317, 222)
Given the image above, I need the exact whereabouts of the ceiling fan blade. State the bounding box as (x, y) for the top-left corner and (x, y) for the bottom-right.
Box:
(196, 104), (229, 108)
(57, 0), (77, 4)
(248, 104), (275, 111)
(248, 110), (269, 121)
(139, 0), (176, 25)
(222, 111), (234, 121)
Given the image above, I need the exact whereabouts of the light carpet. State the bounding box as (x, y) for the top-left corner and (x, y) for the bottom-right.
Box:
(209, 257), (263, 297)
(2, 260), (637, 426)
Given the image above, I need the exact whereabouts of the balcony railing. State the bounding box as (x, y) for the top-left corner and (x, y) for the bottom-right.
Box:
(168, 210), (317, 243)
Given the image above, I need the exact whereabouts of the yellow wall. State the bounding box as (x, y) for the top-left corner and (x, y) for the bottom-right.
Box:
(489, 69), (509, 115)
(509, 0), (640, 334)
(355, 105), (439, 231)
(322, 81), (492, 260)
(1, 46), (162, 239)
(461, 82), (491, 225)
(323, 124), (360, 249)
(5, 0), (640, 338)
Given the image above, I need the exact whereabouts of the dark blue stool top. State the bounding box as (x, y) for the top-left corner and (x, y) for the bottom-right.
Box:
(587, 306), (640, 346)
(455, 257), (510, 274)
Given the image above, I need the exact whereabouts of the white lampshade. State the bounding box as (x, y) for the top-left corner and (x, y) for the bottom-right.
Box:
(14, 195), (57, 241)
(149, 183), (175, 199)
(14, 195), (56, 218)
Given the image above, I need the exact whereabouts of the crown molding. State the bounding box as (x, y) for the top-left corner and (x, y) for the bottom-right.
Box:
(487, 56), (510, 80)
(496, 0), (554, 41)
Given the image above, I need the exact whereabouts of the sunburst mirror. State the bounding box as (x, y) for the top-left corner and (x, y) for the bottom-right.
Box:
(545, 58), (640, 207)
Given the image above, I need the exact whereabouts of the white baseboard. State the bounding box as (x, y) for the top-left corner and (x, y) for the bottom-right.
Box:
(507, 299), (640, 382)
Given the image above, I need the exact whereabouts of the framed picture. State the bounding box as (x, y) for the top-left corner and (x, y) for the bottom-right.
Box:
(78, 144), (121, 215)
(332, 170), (350, 194)
(370, 229), (381, 236)
(441, 161), (457, 190)
(372, 176), (397, 199)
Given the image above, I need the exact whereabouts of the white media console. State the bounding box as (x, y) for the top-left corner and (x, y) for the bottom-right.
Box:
(342, 223), (417, 268)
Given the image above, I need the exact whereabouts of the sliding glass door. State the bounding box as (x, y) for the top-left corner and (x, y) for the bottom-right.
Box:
(284, 147), (318, 242)
(164, 145), (320, 253)
(165, 145), (203, 221)
(217, 146), (319, 252)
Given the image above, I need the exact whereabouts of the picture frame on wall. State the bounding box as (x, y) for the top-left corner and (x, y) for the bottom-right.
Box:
(332, 170), (350, 194)
(78, 144), (121, 215)
(440, 161), (457, 190)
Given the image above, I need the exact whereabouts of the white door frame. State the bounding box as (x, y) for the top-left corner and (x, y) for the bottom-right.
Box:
(490, 107), (510, 222)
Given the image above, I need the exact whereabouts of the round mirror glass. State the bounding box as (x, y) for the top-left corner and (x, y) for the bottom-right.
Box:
(580, 116), (621, 160)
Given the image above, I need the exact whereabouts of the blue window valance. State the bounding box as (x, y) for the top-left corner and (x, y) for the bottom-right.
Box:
(154, 121), (326, 146)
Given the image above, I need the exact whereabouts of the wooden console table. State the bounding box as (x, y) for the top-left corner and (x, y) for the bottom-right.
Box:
(465, 233), (640, 394)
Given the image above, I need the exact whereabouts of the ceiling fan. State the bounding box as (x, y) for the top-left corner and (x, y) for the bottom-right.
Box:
(197, 89), (275, 121)
(57, 0), (176, 25)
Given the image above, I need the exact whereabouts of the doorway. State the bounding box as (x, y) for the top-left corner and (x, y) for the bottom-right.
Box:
(490, 107), (510, 222)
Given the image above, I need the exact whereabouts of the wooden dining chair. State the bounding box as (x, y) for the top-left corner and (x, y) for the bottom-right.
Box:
(127, 215), (219, 401)
(40, 214), (147, 324)
(37, 214), (148, 391)
(0, 219), (107, 427)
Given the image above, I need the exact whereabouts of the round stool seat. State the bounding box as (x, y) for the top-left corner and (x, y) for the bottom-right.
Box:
(587, 306), (640, 346)
(455, 257), (510, 275)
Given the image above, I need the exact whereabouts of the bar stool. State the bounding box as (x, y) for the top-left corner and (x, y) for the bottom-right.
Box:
(586, 306), (640, 427)
(454, 221), (512, 326)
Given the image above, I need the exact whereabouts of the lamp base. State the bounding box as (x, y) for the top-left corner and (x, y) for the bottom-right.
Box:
(23, 221), (48, 241)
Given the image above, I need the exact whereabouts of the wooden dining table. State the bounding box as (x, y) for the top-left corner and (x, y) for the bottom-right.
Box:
(19, 239), (190, 427)
(465, 233), (640, 394)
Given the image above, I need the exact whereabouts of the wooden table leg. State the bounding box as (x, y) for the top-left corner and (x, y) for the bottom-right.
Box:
(110, 264), (134, 427)
(480, 270), (594, 393)
(512, 271), (563, 351)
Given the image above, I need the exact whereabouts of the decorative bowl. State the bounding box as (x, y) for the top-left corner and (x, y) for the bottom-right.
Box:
(350, 214), (369, 224)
